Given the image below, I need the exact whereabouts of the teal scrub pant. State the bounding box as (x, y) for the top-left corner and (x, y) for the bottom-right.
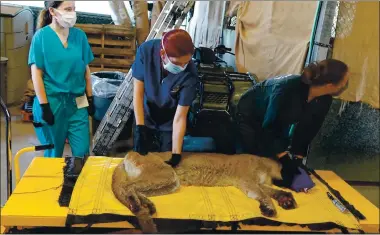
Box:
(32, 94), (90, 158)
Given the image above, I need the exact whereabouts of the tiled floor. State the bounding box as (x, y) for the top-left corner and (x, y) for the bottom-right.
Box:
(1, 106), (379, 208)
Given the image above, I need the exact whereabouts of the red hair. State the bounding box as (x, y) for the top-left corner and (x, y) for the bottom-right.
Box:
(162, 29), (194, 57)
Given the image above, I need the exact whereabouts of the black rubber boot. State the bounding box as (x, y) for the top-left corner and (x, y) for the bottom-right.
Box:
(58, 156), (85, 207)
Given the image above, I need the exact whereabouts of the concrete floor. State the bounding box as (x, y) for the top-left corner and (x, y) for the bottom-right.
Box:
(0, 106), (73, 206)
(1, 106), (379, 208)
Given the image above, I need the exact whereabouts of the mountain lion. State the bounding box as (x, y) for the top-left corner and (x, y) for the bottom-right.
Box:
(112, 151), (297, 233)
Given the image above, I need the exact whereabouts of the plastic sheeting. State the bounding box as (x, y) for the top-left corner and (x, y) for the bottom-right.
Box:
(187, 1), (226, 48)
(332, 2), (379, 109)
(91, 72), (126, 99)
(234, 1), (317, 81)
(67, 156), (362, 231)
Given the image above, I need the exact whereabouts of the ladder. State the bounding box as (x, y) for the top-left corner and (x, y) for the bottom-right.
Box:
(92, 1), (195, 155)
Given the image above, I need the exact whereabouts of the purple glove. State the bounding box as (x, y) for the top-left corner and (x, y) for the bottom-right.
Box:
(290, 167), (315, 192)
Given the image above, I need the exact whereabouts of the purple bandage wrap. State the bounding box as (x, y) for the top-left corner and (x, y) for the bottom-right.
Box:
(291, 167), (315, 192)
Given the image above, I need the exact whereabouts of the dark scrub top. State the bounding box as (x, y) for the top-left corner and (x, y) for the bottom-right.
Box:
(132, 39), (198, 132)
(237, 74), (332, 157)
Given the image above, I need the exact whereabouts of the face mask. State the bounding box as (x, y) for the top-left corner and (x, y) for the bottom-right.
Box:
(54, 9), (77, 28)
(161, 40), (188, 74)
(163, 54), (188, 74)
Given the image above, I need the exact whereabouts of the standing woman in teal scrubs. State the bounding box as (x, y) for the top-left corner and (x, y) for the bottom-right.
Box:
(29, 1), (95, 158)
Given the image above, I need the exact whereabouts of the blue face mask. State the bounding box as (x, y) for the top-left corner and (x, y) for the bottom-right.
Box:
(163, 54), (188, 74)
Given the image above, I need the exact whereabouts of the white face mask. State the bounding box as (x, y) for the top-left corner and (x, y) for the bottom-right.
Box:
(54, 9), (77, 28)
(161, 40), (188, 74)
(163, 54), (188, 74)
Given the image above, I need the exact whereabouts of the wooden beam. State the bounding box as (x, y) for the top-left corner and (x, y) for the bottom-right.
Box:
(92, 58), (133, 67)
(88, 38), (133, 47)
(91, 47), (135, 57)
(89, 67), (131, 73)
(76, 24), (135, 37)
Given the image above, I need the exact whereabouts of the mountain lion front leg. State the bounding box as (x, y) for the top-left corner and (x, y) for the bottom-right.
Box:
(237, 181), (277, 217)
(261, 185), (297, 210)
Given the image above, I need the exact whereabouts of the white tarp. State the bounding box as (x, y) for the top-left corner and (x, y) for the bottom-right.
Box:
(150, 0), (166, 31)
(108, 1), (132, 28)
(131, 1), (149, 45)
(234, 1), (318, 81)
(226, 1), (243, 17)
(108, 1), (148, 45)
(187, 1), (226, 48)
(333, 1), (379, 109)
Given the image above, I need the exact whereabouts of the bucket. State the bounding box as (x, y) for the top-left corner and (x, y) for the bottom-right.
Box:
(91, 71), (132, 141)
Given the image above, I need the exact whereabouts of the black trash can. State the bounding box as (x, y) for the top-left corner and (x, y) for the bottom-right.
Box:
(91, 71), (133, 141)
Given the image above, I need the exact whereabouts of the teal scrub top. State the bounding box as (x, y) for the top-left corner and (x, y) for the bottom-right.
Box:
(28, 26), (94, 96)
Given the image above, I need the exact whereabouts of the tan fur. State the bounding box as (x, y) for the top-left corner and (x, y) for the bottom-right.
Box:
(111, 151), (297, 233)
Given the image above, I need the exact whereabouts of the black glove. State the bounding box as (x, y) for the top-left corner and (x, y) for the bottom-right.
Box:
(133, 125), (149, 155)
(165, 154), (182, 168)
(293, 156), (304, 168)
(87, 96), (95, 116)
(277, 153), (301, 188)
(40, 103), (54, 125)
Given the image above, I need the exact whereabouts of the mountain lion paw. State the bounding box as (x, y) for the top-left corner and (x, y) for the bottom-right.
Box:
(274, 191), (297, 210)
(139, 195), (156, 215)
(259, 203), (277, 217)
(126, 191), (142, 213)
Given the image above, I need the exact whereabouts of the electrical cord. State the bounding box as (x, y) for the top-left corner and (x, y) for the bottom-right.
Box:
(11, 184), (63, 194)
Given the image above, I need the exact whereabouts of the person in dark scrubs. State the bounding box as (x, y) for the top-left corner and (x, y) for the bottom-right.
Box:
(132, 29), (198, 167)
(236, 59), (349, 188)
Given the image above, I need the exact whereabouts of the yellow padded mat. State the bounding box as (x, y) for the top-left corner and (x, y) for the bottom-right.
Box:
(67, 157), (362, 231)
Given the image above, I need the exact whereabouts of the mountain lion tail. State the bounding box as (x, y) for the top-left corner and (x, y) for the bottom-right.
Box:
(112, 163), (158, 233)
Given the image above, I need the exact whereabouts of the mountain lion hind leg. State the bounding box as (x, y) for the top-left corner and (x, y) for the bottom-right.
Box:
(237, 181), (277, 217)
(112, 152), (179, 233)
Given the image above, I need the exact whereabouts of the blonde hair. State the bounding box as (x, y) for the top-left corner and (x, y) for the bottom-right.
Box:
(37, 1), (63, 29)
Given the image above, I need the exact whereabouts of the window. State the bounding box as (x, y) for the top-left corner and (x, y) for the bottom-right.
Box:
(1, 1), (112, 15)
(1, 1), (44, 8)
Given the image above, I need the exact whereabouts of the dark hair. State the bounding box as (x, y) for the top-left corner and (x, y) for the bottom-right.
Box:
(301, 59), (349, 86)
(37, 1), (63, 29)
(162, 29), (194, 57)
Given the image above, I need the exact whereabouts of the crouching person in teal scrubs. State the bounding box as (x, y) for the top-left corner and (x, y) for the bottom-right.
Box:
(29, 1), (95, 206)
(29, 1), (95, 159)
